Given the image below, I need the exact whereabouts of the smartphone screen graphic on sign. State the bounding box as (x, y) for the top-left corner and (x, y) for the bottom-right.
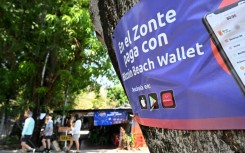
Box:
(203, 1), (245, 95)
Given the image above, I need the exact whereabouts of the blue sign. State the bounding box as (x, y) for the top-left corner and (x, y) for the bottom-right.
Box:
(112, 0), (245, 129)
(94, 110), (128, 126)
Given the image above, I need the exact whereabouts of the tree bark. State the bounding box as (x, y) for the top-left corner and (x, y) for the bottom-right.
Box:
(0, 112), (5, 135)
(89, 0), (245, 152)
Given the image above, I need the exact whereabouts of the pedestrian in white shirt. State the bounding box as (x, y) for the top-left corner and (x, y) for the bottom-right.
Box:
(21, 111), (35, 153)
(67, 114), (82, 153)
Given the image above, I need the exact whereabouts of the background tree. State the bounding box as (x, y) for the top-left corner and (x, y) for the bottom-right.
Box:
(73, 83), (128, 109)
(89, 0), (245, 152)
(0, 0), (116, 144)
(107, 85), (128, 107)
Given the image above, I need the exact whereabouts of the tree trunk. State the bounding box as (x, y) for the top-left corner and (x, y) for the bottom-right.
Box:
(0, 111), (5, 135)
(89, 0), (245, 152)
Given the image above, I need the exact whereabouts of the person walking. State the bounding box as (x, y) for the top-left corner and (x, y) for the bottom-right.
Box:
(67, 114), (82, 153)
(21, 111), (35, 153)
(41, 114), (53, 153)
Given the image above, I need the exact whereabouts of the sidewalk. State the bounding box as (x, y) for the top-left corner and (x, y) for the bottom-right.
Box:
(0, 141), (150, 153)
(0, 147), (150, 153)
(0, 137), (150, 153)
(80, 147), (150, 153)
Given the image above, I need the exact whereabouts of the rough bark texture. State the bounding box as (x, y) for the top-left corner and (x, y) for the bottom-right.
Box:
(89, 1), (245, 152)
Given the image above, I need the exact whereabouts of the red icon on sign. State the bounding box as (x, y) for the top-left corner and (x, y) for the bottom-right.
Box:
(160, 90), (176, 108)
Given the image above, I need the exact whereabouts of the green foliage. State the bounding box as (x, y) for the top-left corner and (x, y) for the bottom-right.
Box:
(0, 0), (117, 114)
(35, 86), (48, 96)
(74, 91), (95, 109)
(107, 85), (129, 106)
(129, 134), (136, 147)
(92, 97), (106, 109)
(74, 86), (127, 109)
(4, 135), (19, 145)
(122, 133), (135, 148)
(18, 61), (36, 79)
